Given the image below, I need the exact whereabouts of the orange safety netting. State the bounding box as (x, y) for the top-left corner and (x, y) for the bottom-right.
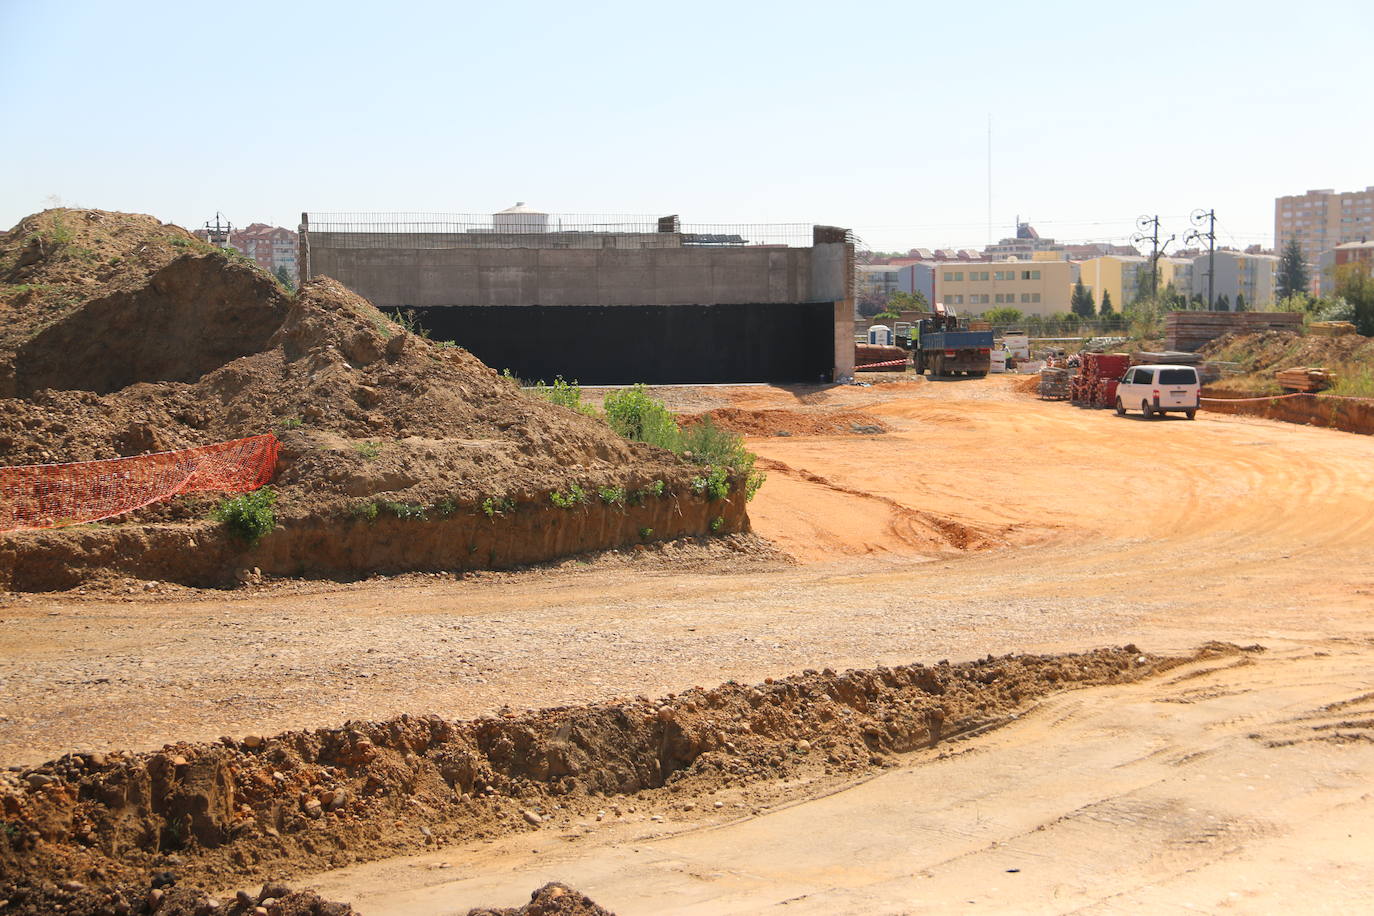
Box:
(1, 434), (279, 533)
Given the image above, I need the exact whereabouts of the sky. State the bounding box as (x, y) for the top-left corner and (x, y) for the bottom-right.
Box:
(2, 0), (1371, 254)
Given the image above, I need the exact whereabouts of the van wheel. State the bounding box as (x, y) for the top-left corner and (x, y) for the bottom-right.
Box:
(1142, 401), (1154, 418)
(1185, 409), (1196, 420)
(1114, 397), (1126, 416)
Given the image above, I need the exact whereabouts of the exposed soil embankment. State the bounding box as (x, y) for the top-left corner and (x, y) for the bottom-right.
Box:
(1201, 390), (1374, 435)
(0, 489), (749, 591)
(0, 645), (1235, 913)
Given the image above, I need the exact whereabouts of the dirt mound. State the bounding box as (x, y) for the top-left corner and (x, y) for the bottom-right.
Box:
(468, 883), (614, 916)
(690, 407), (890, 437)
(1199, 329), (1374, 396)
(0, 645), (1225, 906)
(0, 209), (747, 586)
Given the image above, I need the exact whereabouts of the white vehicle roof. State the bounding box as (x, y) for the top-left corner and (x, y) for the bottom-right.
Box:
(1132, 364), (1198, 371)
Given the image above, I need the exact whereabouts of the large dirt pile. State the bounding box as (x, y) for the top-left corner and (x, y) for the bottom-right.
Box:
(1199, 329), (1374, 395)
(0, 210), (735, 586)
(0, 644), (1230, 912)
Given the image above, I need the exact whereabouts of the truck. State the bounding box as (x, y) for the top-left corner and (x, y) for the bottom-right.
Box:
(904, 304), (994, 378)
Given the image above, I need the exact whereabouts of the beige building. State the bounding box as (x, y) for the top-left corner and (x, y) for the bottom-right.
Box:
(934, 260), (1077, 316)
(1076, 255), (1149, 310)
(1274, 186), (1374, 294)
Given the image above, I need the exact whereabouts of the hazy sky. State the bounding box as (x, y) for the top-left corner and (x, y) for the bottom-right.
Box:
(2, 0), (1370, 253)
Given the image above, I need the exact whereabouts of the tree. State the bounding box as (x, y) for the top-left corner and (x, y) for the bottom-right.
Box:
(1099, 290), (1114, 317)
(1276, 238), (1310, 301)
(982, 307), (1024, 325)
(886, 290), (929, 312)
(1234, 292), (1246, 312)
(274, 265), (296, 292)
(1070, 278), (1095, 318)
(1216, 293), (1231, 311)
(1334, 263), (1374, 336)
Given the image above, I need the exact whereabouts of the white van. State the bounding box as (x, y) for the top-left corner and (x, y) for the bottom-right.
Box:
(1115, 364), (1201, 419)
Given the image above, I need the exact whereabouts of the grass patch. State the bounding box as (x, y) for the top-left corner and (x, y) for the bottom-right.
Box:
(1331, 365), (1374, 398)
(353, 440), (381, 460)
(529, 376), (598, 417)
(213, 488), (277, 545)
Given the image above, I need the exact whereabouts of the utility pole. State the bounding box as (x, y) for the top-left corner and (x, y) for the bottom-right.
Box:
(203, 212), (233, 248)
(1185, 209), (1216, 310)
(1132, 214), (1175, 300)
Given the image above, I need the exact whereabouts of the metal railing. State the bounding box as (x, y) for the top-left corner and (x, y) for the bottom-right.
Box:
(302, 213), (817, 249)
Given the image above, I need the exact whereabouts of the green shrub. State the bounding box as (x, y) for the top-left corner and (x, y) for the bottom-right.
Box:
(598, 485), (626, 506)
(349, 501), (379, 522)
(213, 488), (277, 545)
(353, 441), (381, 460)
(691, 466), (731, 501)
(603, 385), (681, 451)
(379, 500), (427, 521)
(550, 485), (587, 509)
(710, 515), (725, 532)
(639, 526), (654, 539)
(529, 376), (597, 416)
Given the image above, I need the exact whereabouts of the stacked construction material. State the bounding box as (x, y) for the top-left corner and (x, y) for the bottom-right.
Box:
(1093, 377), (1120, 408)
(1038, 366), (1071, 399)
(1134, 350), (1201, 366)
(1164, 311), (1302, 351)
(1310, 321), (1357, 337)
(1275, 366), (1335, 393)
(1072, 353), (1132, 407)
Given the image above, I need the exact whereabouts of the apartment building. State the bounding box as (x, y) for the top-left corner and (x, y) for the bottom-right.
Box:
(1076, 255), (1148, 309)
(856, 264), (903, 299)
(1274, 186), (1374, 294)
(194, 221), (299, 281)
(1190, 250), (1277, 309)
(924, 260), (1078, 316)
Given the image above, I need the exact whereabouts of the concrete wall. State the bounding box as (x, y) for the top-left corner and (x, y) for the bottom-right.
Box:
(305, 224), (854, 381)
(310, 240), (816, 308)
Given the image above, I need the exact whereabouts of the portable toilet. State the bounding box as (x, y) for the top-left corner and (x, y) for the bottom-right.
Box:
(868, 324), (893, 346)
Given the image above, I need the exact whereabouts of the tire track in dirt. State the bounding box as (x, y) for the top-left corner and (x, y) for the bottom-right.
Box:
(754, 457), (1004, 553)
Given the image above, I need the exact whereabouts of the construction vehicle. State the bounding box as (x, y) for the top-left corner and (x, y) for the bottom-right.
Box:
(904, 303), (994, 378)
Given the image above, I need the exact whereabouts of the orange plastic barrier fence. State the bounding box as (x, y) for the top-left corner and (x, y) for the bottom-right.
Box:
(1, 434), (279, 533)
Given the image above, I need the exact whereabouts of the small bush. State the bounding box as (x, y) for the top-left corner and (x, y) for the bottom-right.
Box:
(691, 466), (730, 501)
(639, 526), (654, 539)
(529, 376), (597, 417)
(550, 484), (588, 509)
(213, 488), (277, 545)
(598, 485), (626, 506)
(349, 501), (379, 522)
(710, 515), (725, 532)
(482, 496), (517, 518)
(603, 385), (681, 452)
(379, 500), (427, 521)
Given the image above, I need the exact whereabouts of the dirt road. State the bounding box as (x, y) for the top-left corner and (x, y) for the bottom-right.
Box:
(3, 374), (1373, 911)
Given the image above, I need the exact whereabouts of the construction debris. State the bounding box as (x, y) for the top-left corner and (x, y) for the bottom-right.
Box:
(1164, 311), (1302, 352)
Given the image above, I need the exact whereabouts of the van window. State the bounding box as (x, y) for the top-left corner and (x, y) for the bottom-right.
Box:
(1132, 368), (1153, 384)
(1159, 368), (1197, 385)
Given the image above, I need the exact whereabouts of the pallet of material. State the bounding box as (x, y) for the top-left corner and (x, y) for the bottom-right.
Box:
(1038, 367), (1071, 400)
(1310, 321), (1357, 337)
(1164, 311), (1303, 351)
(1275, 367), (1335, 393)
